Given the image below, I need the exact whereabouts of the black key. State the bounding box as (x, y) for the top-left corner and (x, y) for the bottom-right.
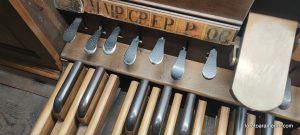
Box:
(150, 86), (172, 135)
(77, 67), (105, 118)
(125, 80), (150, 134)
(179, 93), (196, 135)
(84, 27), (102, 54)
(63, 17), (82, 43)
(53, 61), (83, 114)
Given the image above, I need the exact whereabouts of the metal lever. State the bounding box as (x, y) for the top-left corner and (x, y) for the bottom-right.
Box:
(171, 47), (187, 80)
(202, 48), (217, 80)
(124, 36), (140, 65)
(63, 17), (82, 43)
(279, 77), (292, 110)
(149, 37), (165, 64)
(103, 26), (121, 55)
(84, 27), (102, 54)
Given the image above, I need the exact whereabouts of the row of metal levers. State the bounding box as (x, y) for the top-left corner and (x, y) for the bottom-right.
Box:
(31, 62), (288, 135)
(63, 17), (218, 80)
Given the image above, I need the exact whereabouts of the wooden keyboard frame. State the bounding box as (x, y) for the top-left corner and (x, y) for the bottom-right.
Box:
(61, 32), (300, 123)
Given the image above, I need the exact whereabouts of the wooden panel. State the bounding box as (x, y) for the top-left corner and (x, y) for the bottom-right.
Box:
(9, 0), (65, 70)
(0, 0), (61, 70)
(81, 0), (238, 45)
(31, 63), (73, 135)
(232, 13), (297, 111)
(58, 68), (95, 135)
(61, 33), (300, 123)
(112, 81), (139, 135)
(130, 0), (254, 25)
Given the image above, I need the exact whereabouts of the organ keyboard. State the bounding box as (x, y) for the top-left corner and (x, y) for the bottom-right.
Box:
(32, 0), (300, 134)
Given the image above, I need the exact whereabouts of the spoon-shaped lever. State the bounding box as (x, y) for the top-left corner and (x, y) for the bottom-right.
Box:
(124, 36), (140, 65)
(202, 48), (217, 80)
(171, 47), (187, 80)
(149, 37), (165, 64)
(63, 17), (82, 43)
(84, 27), (102, 54)
(103, 26), (121, 55)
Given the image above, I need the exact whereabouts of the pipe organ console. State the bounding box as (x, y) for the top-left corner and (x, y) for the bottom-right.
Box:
(31, 0), (300, 134)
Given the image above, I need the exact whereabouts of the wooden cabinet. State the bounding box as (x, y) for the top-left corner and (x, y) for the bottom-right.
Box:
(0, 0), (66, 79)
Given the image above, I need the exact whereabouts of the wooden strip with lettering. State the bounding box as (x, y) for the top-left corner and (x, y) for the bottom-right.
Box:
(85, 74), (120, 135)
(31, 63), (73, 135)
(245, 113), (256, 135)
(112, 81), (139, 135)
(57, 68), (95, 135)
(83, 0), (238, 45)
(215, 106), (230, 135)
(138, 87), (161, 134)
(164, 93), (182, 135)
(192, 100), (207, 135)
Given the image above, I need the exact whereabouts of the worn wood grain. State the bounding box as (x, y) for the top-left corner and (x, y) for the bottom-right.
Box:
(0, 67), (55, 97)
(9, 0), (65, 70)
(0, 84), (47, 135)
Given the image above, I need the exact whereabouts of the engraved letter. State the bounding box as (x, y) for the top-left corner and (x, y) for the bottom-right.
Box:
(164, 17), (174, 30)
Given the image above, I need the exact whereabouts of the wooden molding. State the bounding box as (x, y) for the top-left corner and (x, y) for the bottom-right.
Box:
(0, 60), (60, 80)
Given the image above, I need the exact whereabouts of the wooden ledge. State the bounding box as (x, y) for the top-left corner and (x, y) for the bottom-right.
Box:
(61, 32), (300, 123)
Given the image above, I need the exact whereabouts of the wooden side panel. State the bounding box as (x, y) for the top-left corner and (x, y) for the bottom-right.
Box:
(9, 0), (66, 70)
